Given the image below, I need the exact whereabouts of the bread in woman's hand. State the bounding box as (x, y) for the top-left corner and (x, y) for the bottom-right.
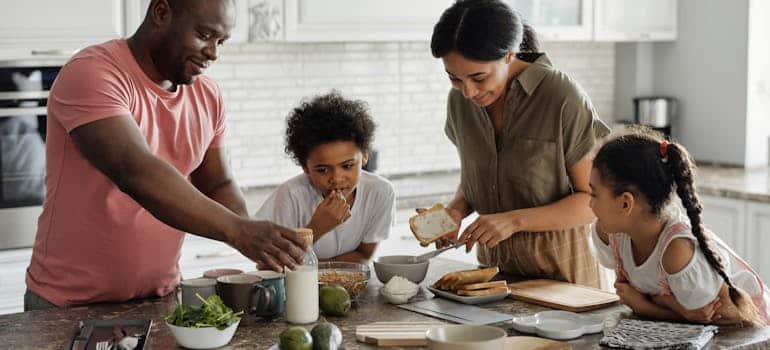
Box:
(432, 266), (500, 291)
(409, 203), (459, 245)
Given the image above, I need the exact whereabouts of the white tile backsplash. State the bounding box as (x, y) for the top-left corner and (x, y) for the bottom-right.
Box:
(209, 41), (615, 187)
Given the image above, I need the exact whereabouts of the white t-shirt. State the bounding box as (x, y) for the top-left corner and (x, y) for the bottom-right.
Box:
(254, 171), (396, 260)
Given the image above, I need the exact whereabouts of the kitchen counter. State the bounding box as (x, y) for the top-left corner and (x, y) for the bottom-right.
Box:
(697, 164), (770, 203)
(2, 258), (769, 349)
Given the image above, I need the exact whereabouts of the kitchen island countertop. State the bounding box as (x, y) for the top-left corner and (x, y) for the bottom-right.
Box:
(2, 258), (769, 349)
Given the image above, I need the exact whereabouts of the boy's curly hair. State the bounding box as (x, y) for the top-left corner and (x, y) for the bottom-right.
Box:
(285, 91), (376, 167)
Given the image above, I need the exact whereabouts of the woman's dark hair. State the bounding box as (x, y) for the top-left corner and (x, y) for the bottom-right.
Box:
(594, 127), (764, 326)
(285, 91), (376, 167)
(430, 0), (540, 61)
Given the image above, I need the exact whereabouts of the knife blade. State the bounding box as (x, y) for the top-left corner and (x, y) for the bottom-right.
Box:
(71, 324), (93, 350)
(411, 242), (465, 263)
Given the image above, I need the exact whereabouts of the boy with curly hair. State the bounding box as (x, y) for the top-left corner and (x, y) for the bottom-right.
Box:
(254, 91), (395, 263)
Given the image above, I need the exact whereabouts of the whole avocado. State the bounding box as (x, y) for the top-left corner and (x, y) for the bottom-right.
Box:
(311, 322), (343, 350)
(279, 326), (313, 350)
(319, 284), (351, 317)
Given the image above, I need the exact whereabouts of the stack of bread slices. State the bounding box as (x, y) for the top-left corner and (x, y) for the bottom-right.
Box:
(432, 267), (508, 296)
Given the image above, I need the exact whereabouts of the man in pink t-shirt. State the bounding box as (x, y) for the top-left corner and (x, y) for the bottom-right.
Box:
(25, 0), (306, 309)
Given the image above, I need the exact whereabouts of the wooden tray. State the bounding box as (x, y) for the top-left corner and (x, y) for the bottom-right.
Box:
(508, 279), (619, 312)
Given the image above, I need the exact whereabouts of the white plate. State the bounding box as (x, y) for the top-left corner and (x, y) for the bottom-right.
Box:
(427, 286), (510, 305)
(511, 310), (605, 340)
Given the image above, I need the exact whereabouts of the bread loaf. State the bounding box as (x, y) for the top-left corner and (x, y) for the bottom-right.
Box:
(432, 267), (499, 291)
(456, 286), (509, 296)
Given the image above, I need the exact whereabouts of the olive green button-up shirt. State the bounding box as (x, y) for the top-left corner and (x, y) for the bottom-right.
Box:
(445, 53), (610, 285)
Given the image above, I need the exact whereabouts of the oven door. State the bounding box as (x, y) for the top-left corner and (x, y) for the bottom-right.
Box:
(0, 66), (57, 249)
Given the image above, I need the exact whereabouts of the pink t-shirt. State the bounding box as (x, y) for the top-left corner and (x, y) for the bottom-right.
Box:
(26, 39), (226, 306)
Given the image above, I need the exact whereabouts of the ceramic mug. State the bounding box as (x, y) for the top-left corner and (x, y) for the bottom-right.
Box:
(179, 277), (217, 307)
(216, 274), (277, 317)
(246, 270), (286, 318)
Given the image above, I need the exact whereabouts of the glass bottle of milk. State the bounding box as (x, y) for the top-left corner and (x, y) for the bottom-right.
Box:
(285, 228), (319, 324)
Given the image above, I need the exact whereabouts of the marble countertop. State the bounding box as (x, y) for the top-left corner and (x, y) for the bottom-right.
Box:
(697, 165), (770, 203)
(2, 259), (769, 349)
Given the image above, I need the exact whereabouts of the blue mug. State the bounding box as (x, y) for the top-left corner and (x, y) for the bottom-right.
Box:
(247, 270), (286, 318)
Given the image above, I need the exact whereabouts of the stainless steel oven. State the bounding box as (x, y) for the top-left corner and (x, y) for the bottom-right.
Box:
(0, 58), (64, 250)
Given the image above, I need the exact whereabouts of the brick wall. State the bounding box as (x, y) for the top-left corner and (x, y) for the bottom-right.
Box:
(207, 42), (615, 188)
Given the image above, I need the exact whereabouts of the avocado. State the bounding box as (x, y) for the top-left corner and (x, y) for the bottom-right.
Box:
(311, 322), (343, 350)
(279, 326), (313, 350)
(319, 284), (351, 317)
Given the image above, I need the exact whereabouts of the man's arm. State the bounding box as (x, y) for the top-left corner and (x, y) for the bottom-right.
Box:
(190, 147), (248, 217)
(70, 116), (305, 271)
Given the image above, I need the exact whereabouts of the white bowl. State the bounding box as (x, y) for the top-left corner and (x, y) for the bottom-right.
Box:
(426, 325), (507, 350)
(380, 287), (419, 304)
(511, 310), (604, 340)
(166, 319), (240, 349)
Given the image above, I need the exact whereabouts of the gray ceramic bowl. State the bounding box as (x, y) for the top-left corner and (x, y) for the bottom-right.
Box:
(373, 255), (429, 284)
(426, 325), (507, 350)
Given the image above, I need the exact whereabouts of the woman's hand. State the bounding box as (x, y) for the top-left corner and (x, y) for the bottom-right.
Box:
(307, 190), (351, 237)
(415, 206), (465, 248)
(458, 211), (522, 252)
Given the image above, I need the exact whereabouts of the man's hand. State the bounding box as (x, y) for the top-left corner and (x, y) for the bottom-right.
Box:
(307, 190), (351, 237)
(227, 219), (307, 272)
(415, 207), (464, 248)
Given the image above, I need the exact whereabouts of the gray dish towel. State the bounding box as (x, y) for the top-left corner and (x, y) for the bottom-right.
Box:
(600, 319), (719, 350)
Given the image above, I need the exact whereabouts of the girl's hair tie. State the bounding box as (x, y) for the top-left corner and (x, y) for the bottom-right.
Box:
(660, 140), (670, 163)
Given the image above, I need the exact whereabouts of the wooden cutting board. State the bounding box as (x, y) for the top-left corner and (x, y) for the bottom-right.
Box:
(508, 279), (619, 312)
(507, 336), (572, 349)
(355, 321), (445, 346)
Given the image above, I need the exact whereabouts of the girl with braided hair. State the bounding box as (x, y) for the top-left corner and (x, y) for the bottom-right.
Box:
(589, 127), (769, 326)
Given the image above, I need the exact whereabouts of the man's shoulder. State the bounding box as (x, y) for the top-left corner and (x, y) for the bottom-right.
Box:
(66, 40), (126, 70)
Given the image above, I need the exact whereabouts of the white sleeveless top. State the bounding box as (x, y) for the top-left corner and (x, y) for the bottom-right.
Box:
(591, 207), (769, 321)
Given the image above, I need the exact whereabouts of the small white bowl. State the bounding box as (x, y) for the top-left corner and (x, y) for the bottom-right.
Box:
(380, 287), (418, 304)
(426, 325), (507, 350)
(166, 319), (240, 349)
(511, 310), (604, 340)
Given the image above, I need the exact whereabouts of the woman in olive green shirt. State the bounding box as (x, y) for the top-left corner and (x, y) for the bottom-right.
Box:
(430, 0), (610, 287)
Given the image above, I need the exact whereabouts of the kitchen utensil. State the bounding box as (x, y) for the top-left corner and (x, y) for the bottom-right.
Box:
(506, 336), (571, 350)
(427, 286), (509, 305)
(507, 279), (619, 312)
(70, 324), (93, 350)
(511, 310), (605, 340)
(166, 319), (240, 350)
(633, 96), (676, 128)
(373, 255), (430, 284)
(69, 319), (152, 350)
(426, 325), (507, 350)
(397, 298), (512, 325)
(355, 321), (446, 346)
(216, 274), (276, 316)
(95, 340), (111, 350)
(179, 277), (217, 307)
(411, 242), (465, 263)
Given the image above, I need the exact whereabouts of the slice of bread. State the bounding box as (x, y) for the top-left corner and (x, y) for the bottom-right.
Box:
(409, 203), (459, 246)
(456, 286), (509, 296)
(456, 280), (507, 291)
(432, 267), (500, 291)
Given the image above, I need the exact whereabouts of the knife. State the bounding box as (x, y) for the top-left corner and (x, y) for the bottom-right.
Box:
(410, 242), (465, 263)
(71, 323), (93, 350)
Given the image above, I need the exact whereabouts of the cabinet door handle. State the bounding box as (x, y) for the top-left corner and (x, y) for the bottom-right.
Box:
(30, 49), (75, 56)
(195, 251), (237, 259)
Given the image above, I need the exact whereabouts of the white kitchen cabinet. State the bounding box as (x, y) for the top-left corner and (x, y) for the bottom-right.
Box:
(124, 0), (249, 43)
(700, 195), (747, 257)
(508, 0), (593, 41)
(0, 0), (124, 59)
(594, 0), (677, 41)
(0, 248), (32, 315)
(746, 202), (770, 283)
(283, 0), (453, 42)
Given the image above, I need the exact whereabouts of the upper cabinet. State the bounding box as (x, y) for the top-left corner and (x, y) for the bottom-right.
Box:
(594, 0), (677, 41)
(508, 0), (593, 41)
(0, 0), (124, 59)
(281, 0), (453, 42)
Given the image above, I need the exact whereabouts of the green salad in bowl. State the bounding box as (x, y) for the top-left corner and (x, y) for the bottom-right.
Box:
(165, 294), (243, 349)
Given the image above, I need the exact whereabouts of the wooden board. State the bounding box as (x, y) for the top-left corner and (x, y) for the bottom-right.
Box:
(508, 279), (619, 312)
(507, 336), (572, 350)
(355, 321), (445, 346)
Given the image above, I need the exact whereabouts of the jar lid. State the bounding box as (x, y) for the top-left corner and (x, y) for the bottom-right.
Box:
(294, 228), (313, 238)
